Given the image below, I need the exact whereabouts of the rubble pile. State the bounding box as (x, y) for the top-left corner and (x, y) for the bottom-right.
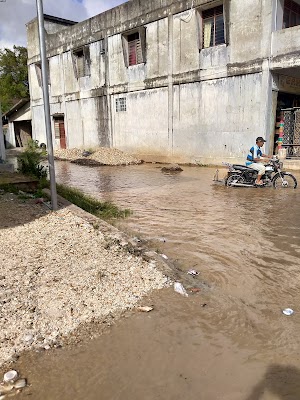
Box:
(0, 193), (167, 367)
(54, 147), (142, 166)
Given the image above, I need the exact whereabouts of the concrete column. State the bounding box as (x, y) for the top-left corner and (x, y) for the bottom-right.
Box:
(260, 62), (273, 152)
(168, 14), (174, 154)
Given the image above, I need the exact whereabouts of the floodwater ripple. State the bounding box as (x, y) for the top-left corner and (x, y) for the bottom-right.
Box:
(55, 162), (300, 356)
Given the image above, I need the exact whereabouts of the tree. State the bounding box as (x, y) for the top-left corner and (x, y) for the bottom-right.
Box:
(0, 46), (29, 113)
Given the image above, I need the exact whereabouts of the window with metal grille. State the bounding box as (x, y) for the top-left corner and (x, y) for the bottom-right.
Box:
(283, 0), (300, 28)
(72, 46), (91, 78)
(122, 27), (146, 67)
(116, 98), (127, 112)
(202, 5), (225, 48)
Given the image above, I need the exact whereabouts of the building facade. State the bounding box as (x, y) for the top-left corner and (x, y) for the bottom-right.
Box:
(26, 0), (300, 164)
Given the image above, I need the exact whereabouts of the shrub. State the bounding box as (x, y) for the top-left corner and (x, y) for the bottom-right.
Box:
(17, 139), (48, 179)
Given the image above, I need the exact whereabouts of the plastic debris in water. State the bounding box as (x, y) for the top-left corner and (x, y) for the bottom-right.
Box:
(190, 288), (201, 293)
(174, 282), (188, 297)
(137, 306), (153, 312)
(282, 308), (294, 316)
(187, 269), (199, 276)
(3, 370), (18, 383)
(14, 379), (27, 389)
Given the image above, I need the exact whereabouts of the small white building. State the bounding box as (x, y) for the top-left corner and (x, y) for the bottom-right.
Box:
(26, 0), (300, 164)
(2, 99), (32, 148)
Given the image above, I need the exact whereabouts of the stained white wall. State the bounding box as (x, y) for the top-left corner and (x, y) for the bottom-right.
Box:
(111, 89), (169, 155)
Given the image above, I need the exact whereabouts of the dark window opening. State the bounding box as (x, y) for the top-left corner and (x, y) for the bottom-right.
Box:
(72, 46), (91, 78)
(202, 5), (225, 48)
(283, 0), (300, 28)
(35, 61), (50, 86)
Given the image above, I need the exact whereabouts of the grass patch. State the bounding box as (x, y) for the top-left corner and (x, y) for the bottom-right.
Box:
(0, 184), (19, 194)
(56, 183), (131, 220)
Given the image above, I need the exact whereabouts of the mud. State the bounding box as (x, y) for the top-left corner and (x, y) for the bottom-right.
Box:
(11, 163), (300, 399)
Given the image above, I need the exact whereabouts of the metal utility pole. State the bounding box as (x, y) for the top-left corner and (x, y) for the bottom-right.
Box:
(36, 0), (58, 210)
(0, 104), (5, 162)
(0, 1), (6, 160)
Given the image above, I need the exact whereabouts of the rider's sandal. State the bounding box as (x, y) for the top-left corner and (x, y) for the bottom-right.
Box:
(255, 181), (264, 186)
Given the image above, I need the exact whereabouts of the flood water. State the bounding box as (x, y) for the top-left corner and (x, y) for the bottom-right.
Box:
(17, 162), (300, 399)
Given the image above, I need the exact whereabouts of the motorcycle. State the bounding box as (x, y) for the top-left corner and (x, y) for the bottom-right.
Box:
(214, 157), (298, 189)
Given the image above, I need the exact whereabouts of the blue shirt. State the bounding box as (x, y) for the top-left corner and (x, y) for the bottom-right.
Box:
(246, 144), (262, 166)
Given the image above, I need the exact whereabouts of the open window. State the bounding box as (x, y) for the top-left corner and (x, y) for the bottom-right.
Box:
(35, 61), (50, 86)
(283, 0), (300, 28)
(72, 46), (91, 78)
(122, 27), (146, 67)
(201, 5), (225, 48)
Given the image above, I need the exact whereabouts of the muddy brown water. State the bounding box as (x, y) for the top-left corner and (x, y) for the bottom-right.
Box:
(14, 163), (300, 399)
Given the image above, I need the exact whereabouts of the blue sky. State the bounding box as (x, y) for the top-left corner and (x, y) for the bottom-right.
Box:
(0, 0), (127, 49)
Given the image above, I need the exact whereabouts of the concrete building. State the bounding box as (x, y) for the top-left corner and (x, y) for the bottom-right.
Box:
(2, 99), (32, 148)
(26, 0), (300, 164)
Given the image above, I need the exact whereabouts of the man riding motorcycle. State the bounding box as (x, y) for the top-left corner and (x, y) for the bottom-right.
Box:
(246, 137), (272, 186)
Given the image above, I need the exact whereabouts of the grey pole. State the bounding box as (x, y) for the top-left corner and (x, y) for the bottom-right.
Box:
(0, 104), (6, 162)
(36, 0), (58, 210)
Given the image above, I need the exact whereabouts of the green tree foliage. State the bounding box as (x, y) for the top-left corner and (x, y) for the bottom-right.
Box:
(0, 46), (29, 113)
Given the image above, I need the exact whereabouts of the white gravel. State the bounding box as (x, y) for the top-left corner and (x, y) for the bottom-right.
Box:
(0, 193), (168, 367)
(54, 147), (141, 165)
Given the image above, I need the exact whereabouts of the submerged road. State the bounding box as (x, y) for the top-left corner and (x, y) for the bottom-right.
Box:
(17, 162), (300, 399)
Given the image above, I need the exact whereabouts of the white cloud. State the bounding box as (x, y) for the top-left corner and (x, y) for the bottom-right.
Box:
(0, 0), (126, 50)
(83, 0), (127, 16)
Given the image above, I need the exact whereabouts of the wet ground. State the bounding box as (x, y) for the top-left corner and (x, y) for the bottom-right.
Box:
(14, 163), (300, 399)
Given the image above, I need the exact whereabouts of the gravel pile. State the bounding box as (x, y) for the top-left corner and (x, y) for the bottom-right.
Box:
(0, 192), (168, 367)
(54, 147), (142, 166)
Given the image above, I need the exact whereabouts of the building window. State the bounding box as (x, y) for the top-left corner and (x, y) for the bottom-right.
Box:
(283, 0), (300, 28)
(122, 27), (146, 67)
(116, 98), (127, 112)
(202, 5), (225, 48)
(99, 39), (105, 55)
(72, 46), (91, 78)
(35, 61), (50, 86)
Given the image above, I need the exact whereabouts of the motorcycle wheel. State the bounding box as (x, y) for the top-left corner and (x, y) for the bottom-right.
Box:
(272, 172), (297, 189)
(226, 174), (246, 187)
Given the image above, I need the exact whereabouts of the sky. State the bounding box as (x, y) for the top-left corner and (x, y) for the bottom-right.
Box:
(0, 0), (127, 49)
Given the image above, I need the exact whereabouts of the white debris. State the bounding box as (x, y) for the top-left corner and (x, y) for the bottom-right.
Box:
(174, 282), (188, 297)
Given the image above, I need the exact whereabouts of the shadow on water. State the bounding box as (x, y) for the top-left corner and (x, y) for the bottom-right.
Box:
(246, 364), (300, 400)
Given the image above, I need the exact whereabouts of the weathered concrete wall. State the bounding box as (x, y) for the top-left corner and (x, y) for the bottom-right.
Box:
(5, 122), (16, 149)
(111, 73), (264, 163)
(146, 19), (168, 79)
(271, 25), (300, 69)
(111, 88), (169, 155)
(177, 74), (263, 163)
(172, 10), (199, 75)
(229, 0), (272, 64)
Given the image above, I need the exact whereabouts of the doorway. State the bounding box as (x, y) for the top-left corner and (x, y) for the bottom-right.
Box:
(14, 121), (32, 147)
(54, 116), (66, 149)
(274, 92), (300, 158)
